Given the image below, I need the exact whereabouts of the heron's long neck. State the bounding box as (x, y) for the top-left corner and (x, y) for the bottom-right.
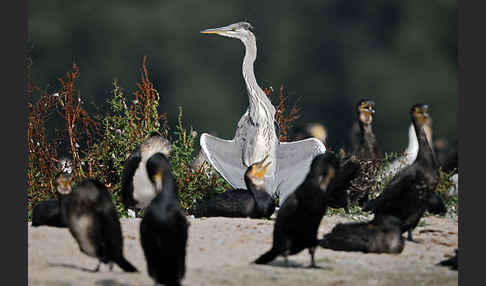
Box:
(242, 36), (275, 125)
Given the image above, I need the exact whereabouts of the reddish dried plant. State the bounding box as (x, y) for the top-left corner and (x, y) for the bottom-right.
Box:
(27, 57), (59, 213)
(265, 84), (301, 142)
(129, 56), (168, 139)
(55, 63), (100, 176)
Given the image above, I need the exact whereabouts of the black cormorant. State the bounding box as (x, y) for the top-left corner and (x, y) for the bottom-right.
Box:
(325, 152), (361, 210)
(254, 152), (340, 268)
(121, 132), (171, 209)
(346, 99), (382, 208)
(31, 198), (68, 228)
(363, 104), (441, 242)
(190, 156), (275, 219)
(59, 175), (138, 272)
(319, 215), (405, 254)
(32, 172), (73, 227)
(140, 152), (188, 286)
(438, 249), (458, 270)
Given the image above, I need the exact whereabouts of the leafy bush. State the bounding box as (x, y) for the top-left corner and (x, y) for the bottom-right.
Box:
(169, 107), (231, 212)
(26, 56), (232, 220)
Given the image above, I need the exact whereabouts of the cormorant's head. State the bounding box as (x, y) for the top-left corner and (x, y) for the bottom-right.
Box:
(310, 152), (340, 191)
(201, 22), (255, 42)
(55, 172), (73, 195)
(411, 104), (433, 141)
(247, 155), (271, 188)
(146, 153), (170, 192)
(410, 104), (430, 125)
(357, 99), (375, 125)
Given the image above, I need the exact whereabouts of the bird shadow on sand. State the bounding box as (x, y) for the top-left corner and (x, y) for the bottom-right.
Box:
(47, 262), (99, 273)
(253, 259), (333, 270)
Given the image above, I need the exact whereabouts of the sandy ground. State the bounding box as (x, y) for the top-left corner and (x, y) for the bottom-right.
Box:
(28, 214), (458, 286)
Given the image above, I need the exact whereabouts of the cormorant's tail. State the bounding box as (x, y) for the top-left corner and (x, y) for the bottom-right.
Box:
(254, 248), (279, 264)
(115, 256), (138, 272)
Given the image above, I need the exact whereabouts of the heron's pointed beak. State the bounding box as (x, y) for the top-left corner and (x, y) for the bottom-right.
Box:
(200, 26), (231, 35)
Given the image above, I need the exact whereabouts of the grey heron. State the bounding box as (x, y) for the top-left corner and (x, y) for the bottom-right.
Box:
(199, 21), (326, 205)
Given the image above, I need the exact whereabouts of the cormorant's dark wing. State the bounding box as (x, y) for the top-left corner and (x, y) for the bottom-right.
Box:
(121, 147), (142, 208)
(200, 133), (247, 190)
(95, 199), (124, 262)
(275, 138), (326, 205)
(273, 193), (299, 237)
(31, 198), (67, 227)
(363, 168), (415, 212)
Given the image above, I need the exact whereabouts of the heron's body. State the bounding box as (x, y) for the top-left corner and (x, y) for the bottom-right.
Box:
(200, 22), (325, 205)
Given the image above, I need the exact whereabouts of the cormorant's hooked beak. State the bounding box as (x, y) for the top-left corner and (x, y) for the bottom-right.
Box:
(253, 155), (271, 179)
(57, 175), (72, 195)
(153, 172), (163, 192)
(200, 25), (232, 36)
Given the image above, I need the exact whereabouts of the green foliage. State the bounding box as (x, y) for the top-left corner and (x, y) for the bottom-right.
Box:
(83, 78), (166, 217)
(433, 168), (458, 216)
(170, 107), (231, 212)
(27, 60), (232, 220)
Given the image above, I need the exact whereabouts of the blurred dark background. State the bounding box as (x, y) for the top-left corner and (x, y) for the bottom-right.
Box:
(28, 0), (457, 154)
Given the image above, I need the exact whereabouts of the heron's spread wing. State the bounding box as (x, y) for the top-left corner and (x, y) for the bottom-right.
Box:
(275, 138), (326, 205)
(200, 133), (247, 190)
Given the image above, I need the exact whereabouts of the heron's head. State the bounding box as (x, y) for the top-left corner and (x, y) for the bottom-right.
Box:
(357, 99), (375, 125)
(247, 155), (271, 188)
(201, 22), (255, 41)
(55, 172), (73, 195)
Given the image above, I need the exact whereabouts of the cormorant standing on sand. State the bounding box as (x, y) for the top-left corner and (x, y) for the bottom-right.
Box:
(32, 159), (74, 227)
(254, 152), (340, 268)
(319, 215), (405, 254)
(57, 173), (138, 272)
(140, 152), (188, 286)
(363, 104), (442, 242)
(190, 156), (275, 219)
(121, 132), (171, 209)
(346, 99), (382, 208)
